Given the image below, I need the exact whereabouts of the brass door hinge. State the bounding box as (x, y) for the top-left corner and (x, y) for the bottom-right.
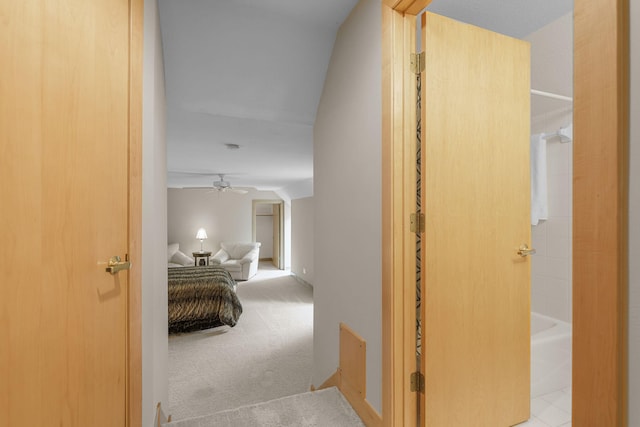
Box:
(410, 52), (425, 74)
(410, 371), (425, 393)
(410, 212), (425, 234)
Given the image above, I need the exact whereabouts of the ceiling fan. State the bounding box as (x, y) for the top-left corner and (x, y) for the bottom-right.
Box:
(210, 174), (248, 194)
(170, 171), (249, 194)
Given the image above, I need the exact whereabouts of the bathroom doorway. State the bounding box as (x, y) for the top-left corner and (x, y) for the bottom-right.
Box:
(382, 0), (628, 426)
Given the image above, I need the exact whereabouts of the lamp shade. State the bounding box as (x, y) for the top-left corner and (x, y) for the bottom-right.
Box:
(196, 228), (208, 240)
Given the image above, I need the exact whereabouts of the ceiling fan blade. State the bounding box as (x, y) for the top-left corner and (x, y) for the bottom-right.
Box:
(179, 186), (245, 195)
(169, 170), (244, 177)
(228, 188), (248, 194)
(169, 170), (221, 176)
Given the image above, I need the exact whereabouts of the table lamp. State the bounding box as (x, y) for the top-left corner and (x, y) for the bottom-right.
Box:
(196, 228), (208, 252)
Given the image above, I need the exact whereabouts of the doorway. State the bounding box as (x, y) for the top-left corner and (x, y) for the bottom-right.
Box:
(382, 1), (629, 427)
(252, 200), (285, 270)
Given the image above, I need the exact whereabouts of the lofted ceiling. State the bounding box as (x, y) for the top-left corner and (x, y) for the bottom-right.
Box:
(160, 0), (358, 195)
(426, 0), (572, 39)
(160, 0), (572, 196)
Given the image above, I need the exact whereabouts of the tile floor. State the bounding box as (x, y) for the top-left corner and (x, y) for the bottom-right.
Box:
(517, 386), (572, 427)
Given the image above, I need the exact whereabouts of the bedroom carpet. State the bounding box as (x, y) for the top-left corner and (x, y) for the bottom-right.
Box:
(163, 387), (365, 427)
(168, 263), (315, 421)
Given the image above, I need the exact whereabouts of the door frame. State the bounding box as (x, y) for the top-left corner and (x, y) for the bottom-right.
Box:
(381, 0), (629, 426)
(128, 0), (143, 426)
(381, 4), (419, 426)
(252, 199), (285, 269)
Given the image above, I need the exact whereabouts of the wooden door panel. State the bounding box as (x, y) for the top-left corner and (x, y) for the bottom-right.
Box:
(0, 1), (132, 425)
(421, 12), (531, 426)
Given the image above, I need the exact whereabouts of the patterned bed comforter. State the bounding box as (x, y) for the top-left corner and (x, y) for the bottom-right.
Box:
(168, 266), (242, 334)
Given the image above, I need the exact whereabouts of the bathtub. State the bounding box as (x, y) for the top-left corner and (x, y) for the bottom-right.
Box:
(531, 312), (572, 398)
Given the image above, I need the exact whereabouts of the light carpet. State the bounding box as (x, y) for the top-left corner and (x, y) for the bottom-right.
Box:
(168, 263), (315, 421)
(163, 387), (365, 427)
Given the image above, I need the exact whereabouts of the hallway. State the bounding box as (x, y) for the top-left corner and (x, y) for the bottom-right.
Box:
(167, 263), (314, 420)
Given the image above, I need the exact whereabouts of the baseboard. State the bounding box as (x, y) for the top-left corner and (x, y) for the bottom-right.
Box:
(311, 324), (382, 427)
(291, 272), (313, 288)
(340, 375), (382, 427)
(311, 370), (340, 391)
(314, 370), (382, 427)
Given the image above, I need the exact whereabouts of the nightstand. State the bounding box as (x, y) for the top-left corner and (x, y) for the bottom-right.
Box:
(192, 251), (212, 266)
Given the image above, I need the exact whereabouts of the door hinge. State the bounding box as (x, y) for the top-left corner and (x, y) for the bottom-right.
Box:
(410, 52), (425, 74)
(410, 212), (425, 234)
(410, 371), (425, 393)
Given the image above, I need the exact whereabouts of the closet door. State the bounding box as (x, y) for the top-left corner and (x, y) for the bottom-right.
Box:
(421, 12), (531, 426)
(0, 0), (140, 425)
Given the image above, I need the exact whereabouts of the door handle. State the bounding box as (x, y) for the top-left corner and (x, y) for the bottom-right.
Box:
(517, 244), (536, 257)
(106, 255), (131, 274)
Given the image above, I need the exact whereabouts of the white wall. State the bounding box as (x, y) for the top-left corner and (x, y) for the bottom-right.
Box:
(142, 0), (168, 425)
(313, 0), (382, 412)
(278, 178), (314, 201)
(167, 188), (282, 257)
(291, 197), (314, 284)
(525, 13), (573, 322)
(629, 1), (639, 423)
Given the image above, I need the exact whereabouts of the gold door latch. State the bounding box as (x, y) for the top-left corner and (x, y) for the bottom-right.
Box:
(106, 255), (131, 274)
(517, 244), (536, 257)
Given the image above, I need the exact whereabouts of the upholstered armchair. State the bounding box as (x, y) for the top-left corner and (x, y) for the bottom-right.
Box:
(210, 242), (261, 280)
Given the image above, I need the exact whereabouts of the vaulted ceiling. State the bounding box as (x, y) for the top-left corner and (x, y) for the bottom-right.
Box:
(160, 0), (572, 197)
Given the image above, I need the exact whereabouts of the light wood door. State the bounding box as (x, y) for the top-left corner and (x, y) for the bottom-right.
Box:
(0, 1), (138, 425)
(421, 12), (531, 426)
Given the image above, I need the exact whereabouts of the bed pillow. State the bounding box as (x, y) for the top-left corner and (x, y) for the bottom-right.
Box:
(167, 243), (179, 262)
(171, 250), (195, 266)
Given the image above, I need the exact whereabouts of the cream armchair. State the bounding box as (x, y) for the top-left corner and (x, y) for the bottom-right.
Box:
(210, 242), (261, 280)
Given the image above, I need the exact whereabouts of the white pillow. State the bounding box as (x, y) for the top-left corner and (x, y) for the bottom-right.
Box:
(167, 243), (179, 262)
(211, 249), (228, 264)
(171, 250), (195, 266)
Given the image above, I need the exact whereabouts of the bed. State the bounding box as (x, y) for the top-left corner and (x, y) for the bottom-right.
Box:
(168, 265), (242, 334)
